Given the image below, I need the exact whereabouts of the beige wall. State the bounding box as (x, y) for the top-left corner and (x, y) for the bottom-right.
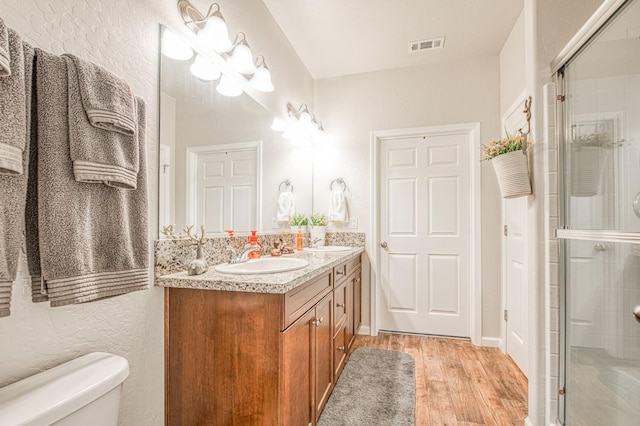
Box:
(0, 1), (313, 425)
(313, 55), (503, 339)
(500, 11), (527, 114)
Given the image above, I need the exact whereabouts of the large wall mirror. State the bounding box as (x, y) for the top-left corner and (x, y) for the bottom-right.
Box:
(158, 26), (313, 237)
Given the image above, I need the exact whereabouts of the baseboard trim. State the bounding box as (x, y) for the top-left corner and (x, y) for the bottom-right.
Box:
(358, 325), (371, 336)
(481, 337), (502, 348)
(524, 417), (534, 426)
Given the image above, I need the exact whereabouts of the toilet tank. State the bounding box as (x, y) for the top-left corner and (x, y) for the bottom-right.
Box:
(0, 352), (129, 426)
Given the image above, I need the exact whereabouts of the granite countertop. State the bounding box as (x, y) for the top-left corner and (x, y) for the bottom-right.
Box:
(156, 247), (365, 294)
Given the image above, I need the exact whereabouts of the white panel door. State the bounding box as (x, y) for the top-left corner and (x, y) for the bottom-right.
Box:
(505, 197), (528, 376)
(193, 148), (257, 234)
(379, 132), (471, 337)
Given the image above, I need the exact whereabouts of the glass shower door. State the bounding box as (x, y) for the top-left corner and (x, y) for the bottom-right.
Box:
(559, 0), (640, 424)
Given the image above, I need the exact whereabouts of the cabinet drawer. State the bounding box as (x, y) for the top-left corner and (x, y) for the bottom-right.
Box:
(333, 325), (348, 379)
(333, 255), (361, 287)
(283, 272), (332, 329)
(333, 281), (347, 335)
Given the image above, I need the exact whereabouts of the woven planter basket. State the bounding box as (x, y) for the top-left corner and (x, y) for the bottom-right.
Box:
(491, 150), (532, 198)
(570, 146), (607, 197)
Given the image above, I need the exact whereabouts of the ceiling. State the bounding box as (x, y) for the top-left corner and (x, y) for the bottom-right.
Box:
(262, 0), (524, 80)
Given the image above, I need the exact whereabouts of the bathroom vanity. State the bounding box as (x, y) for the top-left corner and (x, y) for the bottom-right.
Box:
(158, 249), (363, 425)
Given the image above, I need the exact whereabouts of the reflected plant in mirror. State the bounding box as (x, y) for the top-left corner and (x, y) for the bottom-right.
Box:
(158, 26), (313, 238)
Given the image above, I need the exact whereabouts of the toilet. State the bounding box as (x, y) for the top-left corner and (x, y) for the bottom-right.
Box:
(0, 352), (129, 425)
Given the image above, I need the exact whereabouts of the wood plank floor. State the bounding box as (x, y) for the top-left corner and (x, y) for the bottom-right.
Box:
(351, 333), (528, 426)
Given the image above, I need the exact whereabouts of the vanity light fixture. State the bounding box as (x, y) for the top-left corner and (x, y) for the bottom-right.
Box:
(177, 0), (274, 95)
(227, 33), (256, 75)
(179, 1), (232, 53)
(216, 74), (243, 97)
(161, 27), (194, 60)
(250, 56), (274, 92)
(189, 54), (221, 81)
(271, 103), (326, 145)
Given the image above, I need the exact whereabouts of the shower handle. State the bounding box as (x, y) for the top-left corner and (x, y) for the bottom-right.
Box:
(634, 305), (640, 323)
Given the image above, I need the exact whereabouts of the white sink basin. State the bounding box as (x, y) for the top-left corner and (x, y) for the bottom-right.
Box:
(214, 257), (309, 275)
(304, 246), (353, 253)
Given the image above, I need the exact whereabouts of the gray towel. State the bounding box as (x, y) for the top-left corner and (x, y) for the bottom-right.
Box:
(63, 55), (139, 189)
(61, 53), (136, 135)
(0, 18), (9, 76)
(0, 28), (27, 175)
(28, 49), (149, 308)
(0, 38), (33, 318)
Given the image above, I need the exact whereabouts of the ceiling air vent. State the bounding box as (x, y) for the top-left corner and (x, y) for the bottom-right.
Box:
(409, 37), (445, 52)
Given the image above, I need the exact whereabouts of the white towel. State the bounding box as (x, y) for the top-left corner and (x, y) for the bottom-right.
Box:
(329, 190), (349, 222)
(276, 191), (295, 221)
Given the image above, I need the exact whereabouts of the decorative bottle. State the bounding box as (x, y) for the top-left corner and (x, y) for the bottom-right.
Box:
(296, 229), (303, 251)
(248, 230), (262, 259)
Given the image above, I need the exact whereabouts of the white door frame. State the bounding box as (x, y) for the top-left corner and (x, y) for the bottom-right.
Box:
(500, 92), (529, 355)
(369, 123), (482, 345)
(186, 141), (263, 233)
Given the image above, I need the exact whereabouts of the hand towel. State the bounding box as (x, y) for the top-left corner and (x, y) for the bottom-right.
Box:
(63, 55), (139, 189)
(276, 191), (295, 221)
(61, 53), (136, 135)
(27, 49), (149, 308)
(0, 18), (9, 76)
(0, 38), (33, 318)
(328, 190), (349, 223)
(0, 28), (28, 175)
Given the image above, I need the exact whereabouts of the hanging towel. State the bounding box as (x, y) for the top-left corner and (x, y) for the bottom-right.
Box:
(0, 18), (9, 76)
(0, 35), (33, 318)
(276, 191), (296, 222)
(62, 55), (139, 189)
(0, 28), (28, 175)
(328, 190), (349, 223)
(27, 49), (149, 308)
(61, 53), (136, 135)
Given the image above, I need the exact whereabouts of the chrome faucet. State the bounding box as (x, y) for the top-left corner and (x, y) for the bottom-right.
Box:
(226, 244), (261, 264)
(309, 237), (324, 248)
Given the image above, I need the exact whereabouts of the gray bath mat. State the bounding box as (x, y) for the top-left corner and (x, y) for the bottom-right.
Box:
(317, 347), (415, 426)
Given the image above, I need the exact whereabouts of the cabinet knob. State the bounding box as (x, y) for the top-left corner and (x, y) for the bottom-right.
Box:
(336, 270), (345, 276)
(313, 317), (324, 327)
(337, 346), (345, 352)
(336, 303), (345, 308)
(355, 278), (361, 283)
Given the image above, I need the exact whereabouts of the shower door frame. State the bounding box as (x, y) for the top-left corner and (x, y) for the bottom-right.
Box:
(554, 1), (638, 423)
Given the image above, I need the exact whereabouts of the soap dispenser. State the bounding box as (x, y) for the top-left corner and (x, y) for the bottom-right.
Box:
(296, 229), (303, 251)
(248, 230), (262, 259)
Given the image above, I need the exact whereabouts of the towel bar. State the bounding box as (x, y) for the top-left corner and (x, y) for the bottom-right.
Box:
(279, 179), (293, 192)
(330, 178), (346, 191)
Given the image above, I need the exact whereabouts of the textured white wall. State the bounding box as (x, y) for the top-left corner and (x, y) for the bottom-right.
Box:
(313, 56), (503, 339)
(0, 1), (313, 425)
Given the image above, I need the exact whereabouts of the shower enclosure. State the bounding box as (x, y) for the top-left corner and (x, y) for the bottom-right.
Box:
(558, 0), (640, 424)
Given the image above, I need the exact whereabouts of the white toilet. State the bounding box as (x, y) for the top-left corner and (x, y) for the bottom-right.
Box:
(0, 352), (129, 425)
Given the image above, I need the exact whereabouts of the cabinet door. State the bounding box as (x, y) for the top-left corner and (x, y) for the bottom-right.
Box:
(281, 308), (314, 426)
(354, 268), (362, 336)
(314, 292), (334, 421)
(345, 273), (355, 351)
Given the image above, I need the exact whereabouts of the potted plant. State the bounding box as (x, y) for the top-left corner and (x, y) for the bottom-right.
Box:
(308, 213), (328, 247)
(482, 130), (532, 198)
(289, 213), (308, 232)
(570, 129), (612, 197)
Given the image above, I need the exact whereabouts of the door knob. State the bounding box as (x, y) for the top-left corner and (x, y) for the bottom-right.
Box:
(380, 241), (388, 249)
(634, 305), (640, 324)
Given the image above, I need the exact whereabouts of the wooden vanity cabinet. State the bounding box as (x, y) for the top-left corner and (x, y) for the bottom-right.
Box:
(332, 256), (362, 380)
(165, 255), (361, 425)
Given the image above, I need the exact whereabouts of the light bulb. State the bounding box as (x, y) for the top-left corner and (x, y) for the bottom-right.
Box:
(250, 65), (274, 92)
(271, 118), (285, 132)
(228, 39), (256, 74)
(189, 55), (221, 81)
(161, 28), (193, 60)
(198, 14), (232, 53)
(216, 74), (243, 97)
(298, 110), (312, 124)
